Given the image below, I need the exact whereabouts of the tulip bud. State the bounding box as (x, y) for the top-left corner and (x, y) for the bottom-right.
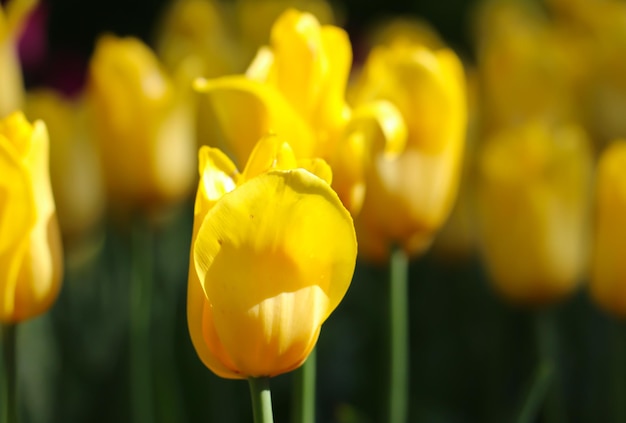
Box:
(0, 111), (63, 322)
(352, 41), (467, 261)
(187, 135), (356, 378)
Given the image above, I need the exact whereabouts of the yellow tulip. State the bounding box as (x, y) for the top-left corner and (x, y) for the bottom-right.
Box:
(473, 0), (590, 133)
(87, 34), (196, 213)
(476, 121), (593, 304)
(187, 135), (357, 379)
(25, 89), (105, 244)
(0, 0), (37, 117)
(0, 111), (63, 322)
(196, 9), (406, 215)
(590, 141), (626, 316)
(350, 40), (467, 261)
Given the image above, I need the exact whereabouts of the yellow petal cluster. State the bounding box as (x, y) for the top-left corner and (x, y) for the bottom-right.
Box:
(87, 35), (196, 213)
(195, 9), (406, 215)
(476, 121), (593, 304)
(590, 141), (626, 316)
(0, 111), (63, 322)
(351, 40), (467, 261)
(187, 135), (357, 379)
(0, 0), (37, 117)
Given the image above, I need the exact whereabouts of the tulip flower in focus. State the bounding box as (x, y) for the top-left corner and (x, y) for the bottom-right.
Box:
(25, 89), (105, 249)
(0, 0), (37, 117)
(350, 40), (467, 261)
(0, 111), (63, 322)
(87, 35), (196, 215)
(196, 9), (406, 215)
(187, 135), (357, 378)
(476, 121), (593, 304)
(590, 141), (626, 317)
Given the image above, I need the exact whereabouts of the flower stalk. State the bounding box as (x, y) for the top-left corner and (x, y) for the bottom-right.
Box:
(130, 221), (154, 423)
(389, 247), (409, 423)
(292, 348), (316, 423)
(1, 324), (18, 423)
(248, 377), (274, 423)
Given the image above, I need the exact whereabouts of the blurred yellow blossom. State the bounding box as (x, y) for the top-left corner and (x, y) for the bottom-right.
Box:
(196, 9), (406, 214)
(25, 89), (105, 246)
(0, 112), (63, 322)
(473, 0), (589, 133)
(350, 40), (467, 261)
(155, 0), (242, 77)
(87, 35), (196, 214)
(590, 141), (626, 317)
(476, 121), (593, 304)
(187, 135), (356, 378)
(0, 0), (37, 117)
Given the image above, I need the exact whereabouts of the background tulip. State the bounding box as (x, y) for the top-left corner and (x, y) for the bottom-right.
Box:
(187, 136), (357, 379)
(87, 35), (196, 215)
(25, 89), (105, 250)
(590, 141), (626, 316)
(0, 111), (63, 323)
(351, 40), (467, 261)
(476, 121), (593, 304)
(196, 9), (406, 215)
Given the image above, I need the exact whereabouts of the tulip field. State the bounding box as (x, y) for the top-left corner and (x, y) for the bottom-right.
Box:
(2, 0), (626, 422)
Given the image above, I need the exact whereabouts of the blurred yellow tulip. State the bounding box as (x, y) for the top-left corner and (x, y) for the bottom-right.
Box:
(196, 9), (406, 215)
(155, 0), (243, 77)
(0, 0), (37, 117)
(87, 35), (196, 214)
(473, 0), (588, 133)
(187, 135), (356, 379)
(25, 89), (105, 245)
(0, 111), (63, 322)
(476, 121), (593, 304)
(350, 41), (467, 261)
(590, 141), (626, 316)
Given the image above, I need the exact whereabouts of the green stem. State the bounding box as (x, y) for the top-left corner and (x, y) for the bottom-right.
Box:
(533, 310), (565, 423)
(1, 324), (18, 423)
(611, 321), (626, 423)
(515, 361), (553, 423)
(248, 377), (274, 423)
(292, 348), (316, 423)
(130, 222), (154, 423)
(389, 247), (409, 423)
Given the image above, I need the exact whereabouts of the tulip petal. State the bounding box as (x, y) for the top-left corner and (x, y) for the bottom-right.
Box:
(347, 100), (407, 159)
(270, 9), (326, 120)
(194, 76), (316, 167)
(0, 118), (35, 253)
(194, 169), (356, 376)
(187, 254), (243, 379)
(591, 141), (626, 315)
(195, 146), (238, 216)
(241, 134), (298, 182)
(296, 158), (332, 185)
